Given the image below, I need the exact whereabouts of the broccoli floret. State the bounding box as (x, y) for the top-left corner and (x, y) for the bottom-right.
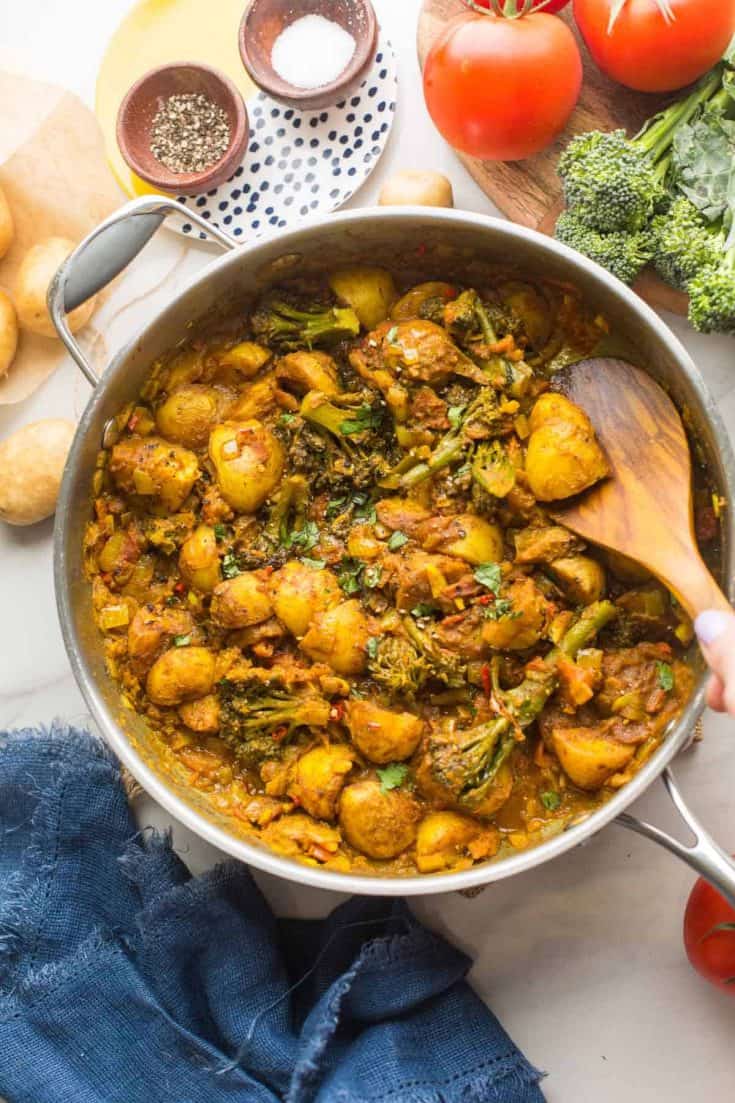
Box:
(367, 634), (432, 697)
(558, 67), (724, 233)
(403, 616), (467, 688)
(251, 298), (360, 351)
(218, 674), (331, 765)
(442, 289), (500, 346)
(651, 197), (725, 291)
(688, 246), (735, 334)
(555, 210), (655, 285)
(298, 390), (397, 488)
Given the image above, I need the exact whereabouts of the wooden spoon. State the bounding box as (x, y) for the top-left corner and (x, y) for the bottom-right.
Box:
(549, 358), (730, 620)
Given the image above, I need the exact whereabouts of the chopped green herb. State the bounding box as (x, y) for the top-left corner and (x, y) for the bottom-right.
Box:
(354, 500), (378, 524)
(279, 412), (296, 426)
(366, 636), (379, 660)
(301, 556), (326, 569)
(484, 598), (519, 622)
(411, 602), (439, 619)
(656, 661), (675, 693)
(337, 556), (364, 595)
(326, 494), (348, 520)
(388, 530), (409, 551)
(447, 404), (466, 430)
(474, 562), (503, 593)
(540, 791), (561, 811)
(173, 634), (191, 647)
(213, 523), (228, 543)
(283, 520), (320, 552)
(364, 564), (383, 589)
(164, 594), (179, 607)
(377, 762), (410, 793)
(222, 552), (241, 579)
(339, 404), (383, 436)
(385, 325), (399, 344)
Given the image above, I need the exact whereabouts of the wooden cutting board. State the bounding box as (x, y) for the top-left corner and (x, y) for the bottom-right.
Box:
(417, 0), (688, 316)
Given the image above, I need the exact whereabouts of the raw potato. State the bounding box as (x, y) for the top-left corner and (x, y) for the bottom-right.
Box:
(0, 183), (13, 260)
(0, 290), (18, 377)
(379, 170), (454, 208)
(0, 418), (75, 525)
(15, 237), (97, 338)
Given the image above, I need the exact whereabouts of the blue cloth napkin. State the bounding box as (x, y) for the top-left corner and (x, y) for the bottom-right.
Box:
(0, 726), (546, 1103)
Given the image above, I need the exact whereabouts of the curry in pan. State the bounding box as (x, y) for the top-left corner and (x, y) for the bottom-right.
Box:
(84, 268), (710, 875)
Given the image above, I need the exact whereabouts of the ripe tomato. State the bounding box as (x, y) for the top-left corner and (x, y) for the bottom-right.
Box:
(472, 0), (571, 11)
(573, 0), (735, 93)
(423, 11), (582, 161)
(683, 870), (735, 995)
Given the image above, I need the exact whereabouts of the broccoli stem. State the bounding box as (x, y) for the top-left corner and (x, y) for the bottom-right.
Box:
(399, 432), (465, 489)
(636, 66), (725, 165)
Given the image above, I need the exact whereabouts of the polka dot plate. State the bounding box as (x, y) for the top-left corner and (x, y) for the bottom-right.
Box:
(175, 34), (397, 242)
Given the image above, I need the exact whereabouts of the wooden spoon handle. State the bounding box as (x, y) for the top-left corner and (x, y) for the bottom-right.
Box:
(662, 552), (731, 620)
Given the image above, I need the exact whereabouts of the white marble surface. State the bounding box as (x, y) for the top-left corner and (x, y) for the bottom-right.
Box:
(1, 2), (735, 1099)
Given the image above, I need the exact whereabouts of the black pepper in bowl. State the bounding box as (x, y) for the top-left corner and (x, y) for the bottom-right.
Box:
(150, 92), (232, 174)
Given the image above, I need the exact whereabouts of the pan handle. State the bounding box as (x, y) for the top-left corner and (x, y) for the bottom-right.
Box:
(617, 767), (735, 908)
(47, 195), (235, 387)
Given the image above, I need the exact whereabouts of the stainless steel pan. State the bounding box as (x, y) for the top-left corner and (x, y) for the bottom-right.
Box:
(51, 196), (735, 901)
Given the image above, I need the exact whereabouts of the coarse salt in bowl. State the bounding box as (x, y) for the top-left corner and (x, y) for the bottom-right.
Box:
(239, 0), (378, 111)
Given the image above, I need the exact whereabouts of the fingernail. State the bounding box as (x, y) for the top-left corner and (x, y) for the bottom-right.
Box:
(694, 610), (730, 646)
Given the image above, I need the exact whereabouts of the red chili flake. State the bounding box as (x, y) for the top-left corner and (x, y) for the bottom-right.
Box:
(174, 581), (186, 594)
(444, 286), (456, 299)
(476, 594), (492, 606)
(481, 663), (492, 698)
(127, 413), (140, 432)
(271, 725), (289, 743)
(416, 242), (427, 256)
(330, 701), (346, 723)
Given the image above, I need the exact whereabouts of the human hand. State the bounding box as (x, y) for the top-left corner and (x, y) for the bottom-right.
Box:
(695, 610), (735, 715)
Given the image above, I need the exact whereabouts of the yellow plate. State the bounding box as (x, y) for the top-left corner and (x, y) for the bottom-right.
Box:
(96, 0), (255, 197)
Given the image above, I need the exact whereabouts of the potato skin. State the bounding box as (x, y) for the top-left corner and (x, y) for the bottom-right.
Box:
(109, 436), (199, 512)
(208, 419), (284, 513)
(416, 812), (500, 874)
(0, 183), (14, 260)
(329, 267), (397, 329)
(345, 700), (424, 764)
(391, 282), (456, 322)
(482, 576), (550, 651)
(127, 604), (193, 674)
(378, 170), (453, 209)
(526, 393), (609, 502)
(288, 744), (355, 821)
(210, 572), (273, 629)
(0, 418), (74, 525)
(0, 289), (18, 377)
(275, 350), (340, 396)
(552, 728), (634, 790)
(339, 779), (420, 859)
(146, 646), (216, 706)
(156, 385), (222, 448)
(439, 514), (504, 565)
(548, 555), (606, 605)
(15, 237), (96, 337)
(300, 600), (370, 674)
(270, 560), (342, 638)
(179, 525), (220, 593)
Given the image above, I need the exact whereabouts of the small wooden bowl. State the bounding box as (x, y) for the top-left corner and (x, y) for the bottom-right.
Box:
(239, 0), (378, 111)
(117, 63), (249, 196)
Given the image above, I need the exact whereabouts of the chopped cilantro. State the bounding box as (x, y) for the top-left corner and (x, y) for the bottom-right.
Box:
(364, 564), (383, 589)
(540, 790), (561, 811)
(337, 556), (364, 595)
(173, 634), (191, 647)
(474, 562), (503, 593)
(656, 661), (675, 693)
(164, 594), (179, 607)
(377, 762), (410, 793)
(222, 552), (241, 579)
(301, 556), (326, 569)
(213, 523), (228, 543)
(388, 530), (409, 551)
(484, 598), (520, 622)
(326, 494), (348, 519)
(339, 404), (383, 436)
(279, 412), (296, 426)
(411, 602), (438, 619)
(283, 520), (320, 552)
(447, 404), (466, 430)
(366, 637), (379, 660)
(354, 499), (377, 524)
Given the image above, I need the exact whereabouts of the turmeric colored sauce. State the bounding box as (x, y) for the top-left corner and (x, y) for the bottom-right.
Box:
(84, 272), (699, 876)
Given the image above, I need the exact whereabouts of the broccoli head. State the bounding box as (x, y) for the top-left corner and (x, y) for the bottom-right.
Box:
(297, 389), (397, 488)
(251, 298), (360, 351)
(367, 634), (432, 697)
(651, 197), (724, 291)
(688, 248), (735, 334)
(555, 210), (655, 286)
(218, 672), (331, 766)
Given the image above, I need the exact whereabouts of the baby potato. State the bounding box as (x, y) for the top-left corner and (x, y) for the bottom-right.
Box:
(482, 576), (549, 651)
(208, 419), (284, 513)
(378, 170), (454, 209)
(345, 699), (424, 764)
(179, 694), (221, 733)
(375, 497), (431, 533)
(416, 812), (500, 874)
(109, 436), (199, 512)
(329, 267), (397, 329)
(300, 599), (369, 675)
(552, 728), (635, 791)
(228, 373), (280, 421)
(275, 350), (340, 396)
(216, 340), (271, 379)
(97, 528), (142, 586)
(155, 385), (222, 448)
(179, 524), (220, 593)
(339, 779), (420, 860)
(127, 605), (194, 673)
(15, 237), (96, 337)
(440, 514), (504, 566)
(391, 282), (456, 322)
(287, 743), (356, 821)
(0, 183), (14, 259)
(146, 645), (216, 706)
(270, 560), (342, 638)
(210, 571), (272, 629)
(526, 393), (609, 503)
(0, 418), (75, 525)
(0, 289), (18, 377)
(548, 555), (606, 605)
